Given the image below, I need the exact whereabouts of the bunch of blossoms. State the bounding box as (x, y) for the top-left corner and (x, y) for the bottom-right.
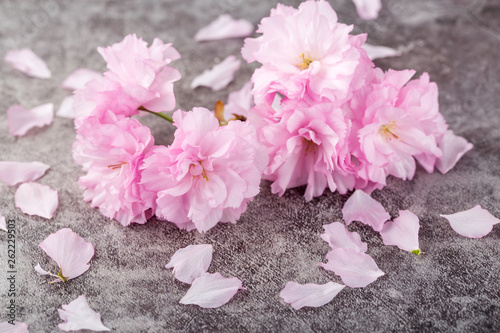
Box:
(242, 0), (471, 201)
(72, 34), (267, 231)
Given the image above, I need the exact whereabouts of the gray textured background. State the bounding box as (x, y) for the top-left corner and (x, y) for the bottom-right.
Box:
(0, 0), (499, 332)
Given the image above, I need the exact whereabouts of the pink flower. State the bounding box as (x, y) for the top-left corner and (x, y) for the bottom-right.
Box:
(73, 110), (155, 226)
(141, 107), (267, 232)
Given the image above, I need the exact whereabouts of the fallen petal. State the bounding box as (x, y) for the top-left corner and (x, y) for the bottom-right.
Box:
(342, 190), (390, 232)
(195, 14), (254, 42)
(165, 244), (213, 284)
(15, 182), (58, 219)
(440, 205), (500, 238)
(363, 43), (401, 60)
(279, 281), (345, 310)
(56, 96), (75, 119)
(4, 48), (51, 79)
(7, 103), (54, 137)
(61, 68), (101, 91)
(58, 295), (110, 331)
(0, 321), (30, 333)
(180, 272), (243, 308)
(34, 263), (52, 276)
(321, 222), (367, 252)
(352, 0), (382, 20)
(0, 161), (50, 186)
(191, 55), (241, 91)
(436, 130), (473, 174)
(319, 248), (384, 288)
(380, 210), (420, 253)
(0, 211), (6, 232)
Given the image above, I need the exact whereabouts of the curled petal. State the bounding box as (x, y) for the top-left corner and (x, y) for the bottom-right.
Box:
(342, 190), (390, 231)
(165, 244), (213, 284)
(352, 0), (382, 20)
(0, 161), (50, 186)
(321, 222), (367, 252)
(363, 44), (401, 60)
(380, 210), (420, 253)
(195, 14), (253, 42)
(191, 55), (241, 91)
(58, 295), (110, 331)
(0, 321), (30, 333)
(280, 281), (345, 310)
(440, 205), (500, 239)
(56, 96), (75, 119)
(15, 182), (58, 219)
(4, 48), (51, 79)
(7, 103), (54, 137)
(436, 130), (473, 174)
(61, 68), (101, 91)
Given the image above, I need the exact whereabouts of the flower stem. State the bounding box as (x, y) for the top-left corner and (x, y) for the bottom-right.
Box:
(139, 106), (174, 123)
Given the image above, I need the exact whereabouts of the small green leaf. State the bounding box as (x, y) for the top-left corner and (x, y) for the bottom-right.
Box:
(57, 268), (69, 282)
(412, 249), (421, 255)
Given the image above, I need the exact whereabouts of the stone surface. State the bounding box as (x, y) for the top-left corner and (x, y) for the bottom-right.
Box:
(0, 0), (499, 332)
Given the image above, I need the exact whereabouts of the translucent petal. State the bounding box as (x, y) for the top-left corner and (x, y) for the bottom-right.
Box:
(58, 295), (110, 331)
(321, 222), (367, 252)
(380, 210), (420, 252)
(6, 103), (54, 137)
(280, 281), (345, 310)
(0, 161), (50, 186)
(4, 48), (51, 79)
(191, 55), (241, 91)
(342, 190), (390, 231)
(15, 182), (58, 219)
(440, 205), (500, 238)
(180, 272), (243, 308)
(165, 244), (213, 284)
(195, 14), (253, 42)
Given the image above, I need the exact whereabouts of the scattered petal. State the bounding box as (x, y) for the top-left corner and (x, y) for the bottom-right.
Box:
(321, 222), (367, 252)
(380, 210), (420, 253)
(436, 130), (473, 174)
(319, 248), (384, 288)
(0, 161), (50, 186)
(165, 244), (213, 284)
(4, 48), (51, 79)
(58, 295), (110, 332)
(15, 182), (58, 219)
(0, 321), (29, 333)
(191, 55), (241, 91)
(342, 190), (390, 232)
(440, 205), (500, 238)
(6, 103), (54, 137)
(363, 43), (401, 60)
(56, 96), (75, 119)
(61, 68), (101, 91)
(280, 281), (345, 310)
(180, 272), (243, 308)
(34, 263), (52, 276)
(195, 14), (254, 42)
(352, 0), (382, 20)
(0, 211), (6, 232)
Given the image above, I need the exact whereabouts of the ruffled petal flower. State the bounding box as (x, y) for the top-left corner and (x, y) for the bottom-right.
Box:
(342, 189), (390, 231)
(195, 14), (253, 42)
(380, 210), (421, 254)
(436, 130), (473, 174)
(0, 321), (30, 333)
(321, 222), (367, 252)
(352, 0), (382, 20)
(4, 48), (51, 79)
(191, 55), (241, 91)
(440, 205), (500, 239)
(15, 183), (58, 219)
(6, 103), (54, 137)
(165, 244), (213, 284)
(0, 161), (50, 186)
(58, 295), (110, 331)
(61, 68), (101, 91)
(280, 281), (345, 310)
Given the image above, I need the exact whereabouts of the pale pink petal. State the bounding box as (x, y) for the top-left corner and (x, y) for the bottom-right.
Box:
(191, 55), (241, 91)
(342, 190), (390, 232)
(61, 68), (101, 91)
(319, 248), (385, 288)
(195, 14), (254, 42)
(58, 295), (110, 331)
(4, 48), (51, 79)
(440, 205), (500, 239)
(352, 0), (382, 20)
(0, 161), (50, 186)
(15, 182), (58, 219)
(279, 281), (345, 310)
(224, 81), (253, 120)
(34, 263), (51, 276)
(165, 244), (213, 284)
(436, 130), (473, 174)
(180, 272), (244, 308)
(321, 222), (367, 252)
(363, 44), (401, 60)
(0, 321), (29, 333)
(39, 228), (94, 281)
(6, 103), (54, 137)
(0, 211), (6, 232)
(56, 96), (75, 119)
(380, 210), (421, 254)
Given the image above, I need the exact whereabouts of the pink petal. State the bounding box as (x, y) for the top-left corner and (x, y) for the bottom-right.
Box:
(58, 295), (110, 331)
(195, 14), (254, 42)
(165, 244), (213, 284)
(191, 55), (241, 91)
(319, 248), (385, 288)
(0, 321), (29, 333)
(15, 182), (58, 219)
(0, 211), (7, 232)
(39, 228), (94, 281)
(440, 205), (500, 239)
(61, 68), (101, 91)
(180, 272), (244, 308)
(342, 190), (390, 232)
(6, 103), (54, 137)
(0, 161), (50, 186)
(4, 48), (51, 79)
(279, 281), (345, 310)
(224, 81), (253, 120)
(321, 222), (367, 252)
(436, 130), (473, 174)
(56, 96), (75, 119)
(380, 210), (421, 254)
(352, 0), (382, 20)
(34, 263), (51, 276)
(363, 44), (401, 60)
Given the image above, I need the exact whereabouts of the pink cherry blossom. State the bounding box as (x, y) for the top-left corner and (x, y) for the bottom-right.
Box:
(342, 189), (390, 232)
(0, 161), (50, 186)
(191, 55), (241, 91)
(195, 14), (254, 42)
(321, 222), (367, 252)
(4, 48), (51, 79)
(165, 244), (213, 284)
(380, 210), (421, 254)
(280, 281), (345, 310)
(58, 295), (110, 331)
(440, 205), (500, 239)
(15, 182), (58, 219)
(7, 103), (54, 137)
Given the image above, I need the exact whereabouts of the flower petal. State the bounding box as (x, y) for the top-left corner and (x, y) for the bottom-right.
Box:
(61, 68), (101, 91)
(58, 295), (110, 332)
(56, 96), (75, 119)
(440, 205), (500, 238)
(180, 272), (243, 308)
(342, 190), (390, 232)
(363, 44), (401, 60)
(0, 321), (30, 333)
(4, 48), (51, 79)
(0, 161), (50, 186)
(34, 263), (51, 276)
(195, 14), (254, 42)
(191, 55), (241, 91)
(436, 130), (473, 174)
(165, 244), (213, 284)
(321, 222), (367, 252)
(319, 248), (385, 288)
(279, 281), (345, 310)
(380, 210), (420, 253)
(352, 0), (382, 20)
(7, 103), (54, 137)
(15, 182), (58, 219)
(0, 211), (7, 232)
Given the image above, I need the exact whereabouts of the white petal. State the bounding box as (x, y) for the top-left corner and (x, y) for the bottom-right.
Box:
(34, 263), (51, 276)
(61, 68), (101, 91)
(58, 295), (110, 331)
(321, 222), (367, 252)
(279, 281), (345, 310)
(15, 182), (58, 219)
(363, 44), (401, 60)
(195, 14), (254, 42)
(342, 190), (390, 232)
(56, 96), (75, 119)
(440, 205), (500, 239)
(6, 103), (54, 137)
(165, 244), (213, 284)
(4, 48), (51, 79)
(0, 161), (50, 186)
(180, 272), (243, 308)
(191, 55), (241, 91)
(436, 130), (473, 174)
(0, 211), (6, 232)
(352, 0), (382, 20)
(319, 248), (385, 288)
(0, 321), (30, 333)
(380, 210), (420, 253)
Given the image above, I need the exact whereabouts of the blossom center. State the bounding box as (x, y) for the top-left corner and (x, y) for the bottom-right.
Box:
(303, 138), (317, 155)
(107, 162), (127, 170)
(298, 53), (314, 70)
(190, 161), (209, 181)
(379, 122), (399, 141)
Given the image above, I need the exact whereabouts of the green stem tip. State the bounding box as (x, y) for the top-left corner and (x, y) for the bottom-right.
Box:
(139, 106), (174, 123)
